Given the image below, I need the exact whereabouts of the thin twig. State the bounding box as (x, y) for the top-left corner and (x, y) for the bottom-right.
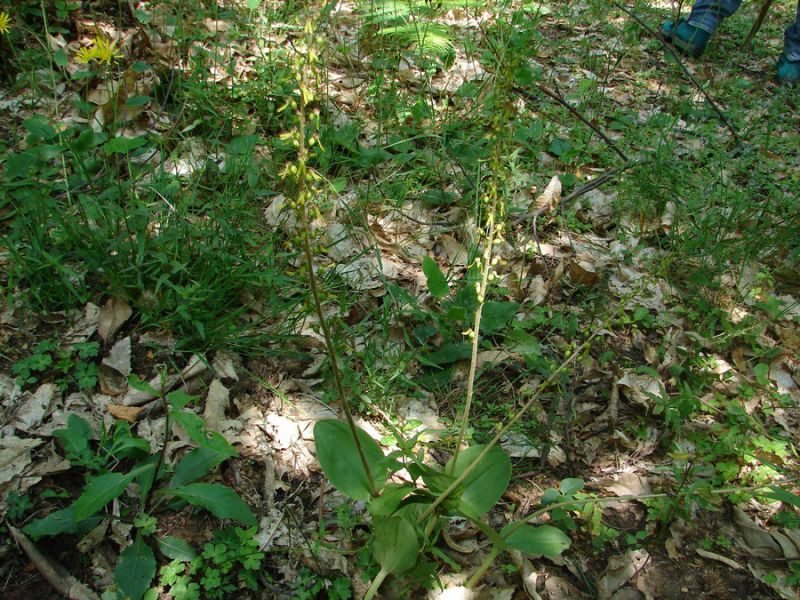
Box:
(513, 84), (629, 162)
(612, 1), (739, 142)
(743, 0), (776, 47)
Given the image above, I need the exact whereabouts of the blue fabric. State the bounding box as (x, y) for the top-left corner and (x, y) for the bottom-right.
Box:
(785, 3), (800, 60)
(686, 0), (800, 60)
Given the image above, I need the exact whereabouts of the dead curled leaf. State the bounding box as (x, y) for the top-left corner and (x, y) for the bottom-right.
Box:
(596, 549), (649, 600)
(98, 297), (133, 342)
(107, 404), (145, 423)
(531, 175), (563, 215)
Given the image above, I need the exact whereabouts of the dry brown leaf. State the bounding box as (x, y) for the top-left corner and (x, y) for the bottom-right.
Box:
(616, 371), (665, 408)
(569, 252), (604, 285)
(108, 404), (145, 422)
(102, 337), (132, 377)
(532, 175), (562, 214)
(98, 297), (133, 342)
(596, 549), (649, 600)
(606, 472), (651, 498)
(203, 379), (229, 433)
(0, 437), (43, 486)
(733, 506), (782, 559)
(13, 383), (58, 432)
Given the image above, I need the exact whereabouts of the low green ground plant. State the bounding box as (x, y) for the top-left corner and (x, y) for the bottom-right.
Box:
(15, 380), (256, 600)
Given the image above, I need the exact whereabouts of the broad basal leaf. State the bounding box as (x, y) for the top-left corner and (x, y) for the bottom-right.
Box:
(422, 256), (449, 298)
(372, 516), (419, 575)
(171, 447), (229, 488)
(446, 445), (511, 518)
(157, 536), (196, 561)
(368, 484), (416, 517)
(116, 534), (156, 600)
(73, 464), (153, 522)
(502, 524), (571, 558)
(314, 420), (387, 501)
(480, 301), (520, 334)
(24, 507), (102, 539)
(169, 483), (256, 526)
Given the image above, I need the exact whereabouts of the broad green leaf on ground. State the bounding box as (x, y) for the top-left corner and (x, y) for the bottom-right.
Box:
(368, 484), (416, 517)
(446, 445), (511, 518)
(481, 302), (521, 334)
(24, 507), (102, 539)
(171, 410), (237, 458)
(560, 478), (584, 497)
(23, 116), (57, 140)
(171, 447), (230, 488)
(116, 534), (156, 600)
(73, 464), (154, 522)
(157, 536), (197, 561)
(105, 135), (148, 154)
(419, 342), (472, 366)
(422, 256), (449, 298)
(314, 419), (387, 500)
(502, 524), (571, 557)
(169, 483), (256, 526)
(372, 516), (420, 575)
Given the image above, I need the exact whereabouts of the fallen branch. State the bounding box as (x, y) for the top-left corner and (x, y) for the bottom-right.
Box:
(8, 525), (99, 600)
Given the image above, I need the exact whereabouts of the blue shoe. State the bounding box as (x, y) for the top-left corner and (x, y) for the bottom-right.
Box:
(777, 53), (800, 84)
(660, 19), (711, 58)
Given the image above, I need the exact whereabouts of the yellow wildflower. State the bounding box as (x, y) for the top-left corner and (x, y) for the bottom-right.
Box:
(0, 11), (12, 35)
(75, 36), (123, 65)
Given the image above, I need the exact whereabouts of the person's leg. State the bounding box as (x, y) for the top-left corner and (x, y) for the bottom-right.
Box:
(777, 1), (800, 82)
(686, 0), (744, 34)
(661, 0), (743, 57)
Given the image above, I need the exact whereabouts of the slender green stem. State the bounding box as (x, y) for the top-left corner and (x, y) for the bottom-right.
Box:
(301, 232), (378, 497)
(418, 332), (598, 524)
(289, 36), (378, 498)
(364, 568), (389, 600)
(467, 546), (501, 589)
(464, 517), (505, 588)
(450, 207), (497, 472)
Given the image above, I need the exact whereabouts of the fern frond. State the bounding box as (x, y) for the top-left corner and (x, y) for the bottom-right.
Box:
(376, 22), (454, 56)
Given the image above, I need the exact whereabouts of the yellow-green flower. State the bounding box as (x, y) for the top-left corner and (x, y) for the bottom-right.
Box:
(75, 37), (123, 65)
(0, 11), (12, 35)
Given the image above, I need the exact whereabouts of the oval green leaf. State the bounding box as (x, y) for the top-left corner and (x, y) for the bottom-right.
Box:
(169, 483), (256, 526)
(157, 536), (196, 561)
(447, 445), (511, 518)
(115, 534), (156, 600)
(422, 256), (449, 299)
(314, 420), (387, 501)
(503, 524), (571, 558)
(368, 484), (415, 517)
(372, 516), (419, 575)
(73, 471), (135, 522)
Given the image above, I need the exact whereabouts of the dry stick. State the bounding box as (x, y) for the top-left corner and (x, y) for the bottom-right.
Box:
(612, 1), (739, 143)
(560, 160), (640, 205)
(513, 84), (629, 163)
(743, 0), (776, 47)
(8, 525), (99, 600)
(417, 330), (599, 524)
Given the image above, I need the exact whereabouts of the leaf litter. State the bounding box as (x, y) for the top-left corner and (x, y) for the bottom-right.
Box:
(1, 0), (800, 598)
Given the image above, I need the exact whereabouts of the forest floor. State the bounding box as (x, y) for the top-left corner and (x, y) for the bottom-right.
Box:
(1, 0), (799, 598)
